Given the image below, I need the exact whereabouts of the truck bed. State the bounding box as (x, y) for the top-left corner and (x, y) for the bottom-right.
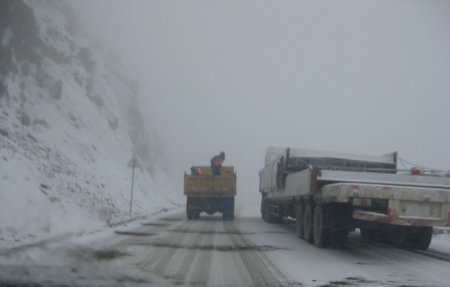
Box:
(318, 170), (450, 190)
(264, 168), (450, 227)
(184, 174), (236, 198)
(319, 182), (450, 227)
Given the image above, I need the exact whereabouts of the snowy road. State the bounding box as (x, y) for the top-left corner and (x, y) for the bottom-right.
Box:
(112, 216), (293, 287)
(1, 210), (450, 286)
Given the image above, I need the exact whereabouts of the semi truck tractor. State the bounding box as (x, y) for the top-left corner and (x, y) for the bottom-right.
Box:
(184, 166), (236, 220)
(259, 147), (450, 249)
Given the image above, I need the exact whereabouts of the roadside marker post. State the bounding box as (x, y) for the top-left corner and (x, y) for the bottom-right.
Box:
(127, 157), (141, 217)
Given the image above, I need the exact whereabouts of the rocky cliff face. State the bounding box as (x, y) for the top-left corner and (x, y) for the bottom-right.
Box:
(0, 0), (180, 246)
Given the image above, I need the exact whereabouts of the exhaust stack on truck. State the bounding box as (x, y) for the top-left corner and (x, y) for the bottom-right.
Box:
(259, 147), (450, 249)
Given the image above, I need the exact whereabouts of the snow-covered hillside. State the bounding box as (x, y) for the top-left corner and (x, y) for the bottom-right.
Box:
(0, 0), (182, 248)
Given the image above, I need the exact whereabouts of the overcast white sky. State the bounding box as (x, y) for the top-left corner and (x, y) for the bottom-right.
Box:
(73, 0), (450, 206)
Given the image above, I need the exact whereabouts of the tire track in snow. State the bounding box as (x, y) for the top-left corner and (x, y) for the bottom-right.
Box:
(135, 218), (214, 285)
(174, 220), (213, 283)
(141, 220), (193, 277)
(186, 220), (216, 284)
(224, 220), (291, 287)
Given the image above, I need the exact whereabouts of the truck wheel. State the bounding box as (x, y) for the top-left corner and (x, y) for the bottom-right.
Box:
(404, 226), (432, 250)
(303, 203), (314, 243)
(332, 229), (348, 247)
(187, 209), (193, 220)
(360, 228), (375, 241)
(376, 225), (406, 247)
(391, 226), (407, 248)
(186, 197), (194, 220)
(222, 198), (235, 221)
(229, 197), (235, 220)
(313, 205), (330, 248)
(194, 211), (200, 220)
(261, 196), (268, 221)
(296, 203), (304, 239)
(223, 213), (234, 221)
(373, 225), (406, 248)
(261, 198), (274, 223)
(223, 210), (234, 220)
(330, 209), (350, 246)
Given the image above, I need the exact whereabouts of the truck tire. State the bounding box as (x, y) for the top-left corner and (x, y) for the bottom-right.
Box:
(313, 205), (330, 248)
(373, 225), (406, 247)
(194, 211), (200, 220)
(261, 196), (268, 221)
(261, 197), (276, 223)
(391, 227), (407, 248)
(186, 197), (194, 220)
(223, 213), (234, 221)
(187, 209), (194, 220)
(223, 197), (235, 221)
(332, 229), (349, 247)
(303, 203), (314, 243)
(296, 203), (304, 239)
(330, 208), (350, 246)
(360, 228), (375, 241)
(404, 226), (432, 250)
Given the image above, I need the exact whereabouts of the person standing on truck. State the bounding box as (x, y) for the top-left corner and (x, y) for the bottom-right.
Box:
(211, 152), (225, 175)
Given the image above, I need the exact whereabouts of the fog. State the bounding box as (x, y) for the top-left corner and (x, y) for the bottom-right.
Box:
(73, 0), (450, 208)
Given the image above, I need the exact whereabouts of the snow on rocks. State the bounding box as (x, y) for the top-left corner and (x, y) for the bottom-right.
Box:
(0, 0), (182, 249)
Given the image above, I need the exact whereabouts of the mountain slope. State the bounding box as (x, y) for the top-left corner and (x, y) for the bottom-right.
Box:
(0, 0), (181, 247)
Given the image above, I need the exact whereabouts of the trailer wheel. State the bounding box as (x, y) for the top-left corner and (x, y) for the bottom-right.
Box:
(330, 208), (350, 246)
(391, 226), (407, 248)
(303, 203), (314, 243)
(332, 230), (348, 247)
(373, 225), (407, 247)
(296, 203), (304, 239)
(404, 226), (432, 250)
(360, 228), (375, 241)
(313, 205), (330, 248)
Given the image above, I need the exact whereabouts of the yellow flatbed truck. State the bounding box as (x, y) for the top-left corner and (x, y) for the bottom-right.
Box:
(184, 166), (237, 220)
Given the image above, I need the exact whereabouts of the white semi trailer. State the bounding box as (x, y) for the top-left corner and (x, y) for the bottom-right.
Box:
(259, 147), (450, 249)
